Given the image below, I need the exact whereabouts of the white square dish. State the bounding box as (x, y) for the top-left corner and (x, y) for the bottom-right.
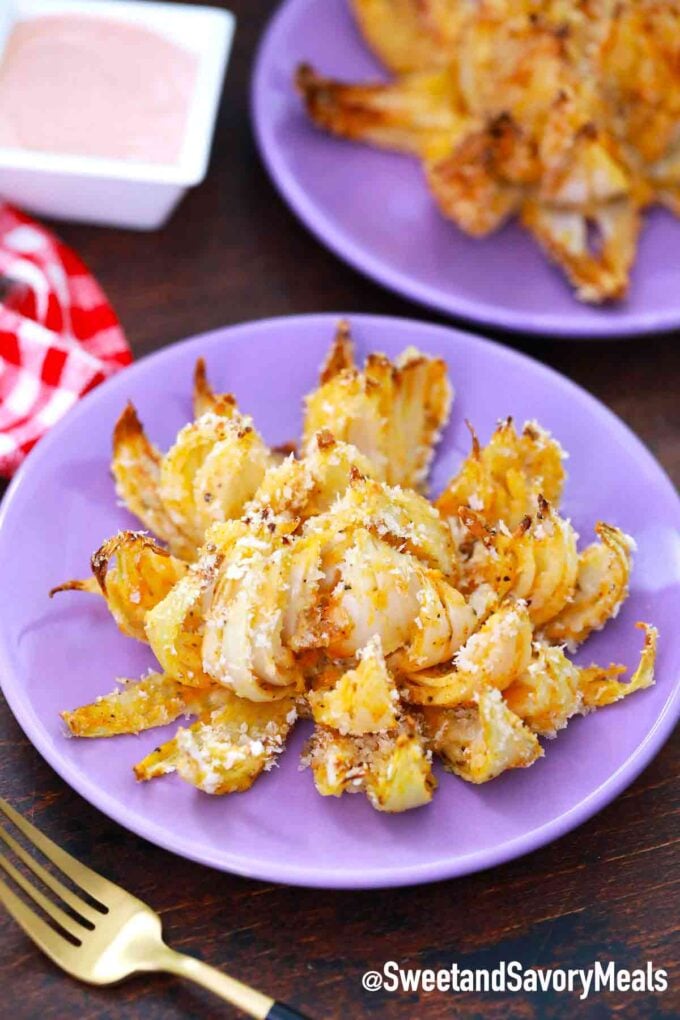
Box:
(0, 0), (235, 229)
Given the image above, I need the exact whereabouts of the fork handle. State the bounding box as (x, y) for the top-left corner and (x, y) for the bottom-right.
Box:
(265, 1004), (311, 1019)
(158, 946), (309, 1018)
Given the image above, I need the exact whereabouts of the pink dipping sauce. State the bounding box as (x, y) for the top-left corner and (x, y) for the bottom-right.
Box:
(0, 14), (198, 165)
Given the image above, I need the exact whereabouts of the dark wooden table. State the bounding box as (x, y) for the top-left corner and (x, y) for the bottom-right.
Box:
(1, 2), (678, 1017)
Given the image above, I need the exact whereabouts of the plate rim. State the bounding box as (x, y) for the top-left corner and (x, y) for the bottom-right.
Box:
(1, 311), (679, 889)
(251, 0), (680, 341)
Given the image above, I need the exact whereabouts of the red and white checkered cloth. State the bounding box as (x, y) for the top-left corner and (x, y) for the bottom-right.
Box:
(0, 204), (131, 478)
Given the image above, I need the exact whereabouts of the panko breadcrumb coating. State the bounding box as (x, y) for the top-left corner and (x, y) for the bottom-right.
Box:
(56, 321), (657, 813)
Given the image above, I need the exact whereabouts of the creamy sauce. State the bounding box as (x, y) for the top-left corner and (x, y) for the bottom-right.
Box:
(0, 14), (198, 164)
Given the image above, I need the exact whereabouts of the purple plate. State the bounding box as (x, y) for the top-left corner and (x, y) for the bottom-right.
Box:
(0, 314), (679, 888)
(252, 0), (680, 339)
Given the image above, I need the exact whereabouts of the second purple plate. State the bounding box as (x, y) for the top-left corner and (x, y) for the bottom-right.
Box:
(0, 314), (679, 887)
(252, 0), (680, 339)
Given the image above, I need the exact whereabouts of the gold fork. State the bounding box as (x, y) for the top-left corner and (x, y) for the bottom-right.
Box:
(0, 798), (308, 1019)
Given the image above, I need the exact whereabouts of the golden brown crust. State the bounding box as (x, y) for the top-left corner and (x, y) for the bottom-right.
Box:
(112, 401), (151, 456)
(304, 334), (453, 490)
(350, 0), (462, 74)
(90, 530), (170, 595)
(192, 357), (212, 416)
(296, 63), (466, 159)
(192, 358), (237, 419)
(296, 1), (680, 302)
(111, 403), (196, 560)
(319, 319), (355, 384)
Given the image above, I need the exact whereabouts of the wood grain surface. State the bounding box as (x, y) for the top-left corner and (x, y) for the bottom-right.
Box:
(0, 2), (678, 1017)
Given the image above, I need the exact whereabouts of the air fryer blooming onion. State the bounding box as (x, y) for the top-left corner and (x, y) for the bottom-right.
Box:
(295, 0), (680, 303)
(55, 321), (657, 812)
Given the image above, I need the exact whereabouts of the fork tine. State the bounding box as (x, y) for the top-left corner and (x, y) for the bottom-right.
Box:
(0, 852), (85, 942)
(0, 825), (99, 925)
(0, 876), (78, 966)
(0, 799), (119, 906)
